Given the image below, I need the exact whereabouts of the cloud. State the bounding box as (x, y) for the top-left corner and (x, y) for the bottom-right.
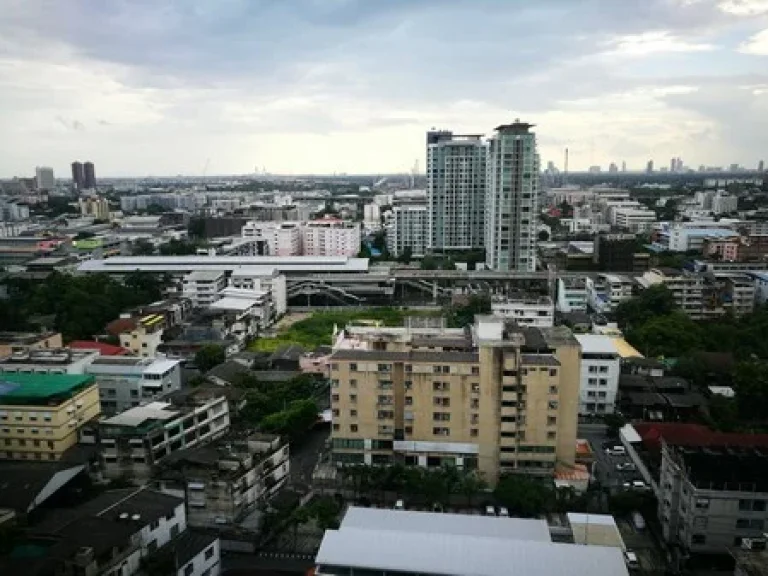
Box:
(740, 28), (768, 54)
(602, 31), (716, 57)
(718, 0), (768, 15)
(0, 0), (766, 176)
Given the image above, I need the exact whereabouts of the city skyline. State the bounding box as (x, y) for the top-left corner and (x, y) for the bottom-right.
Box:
(0, 0), (767, 177)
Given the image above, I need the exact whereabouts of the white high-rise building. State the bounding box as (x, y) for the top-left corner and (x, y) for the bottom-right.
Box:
(426, 131), (486, 251)
(35, 166), (55, 190)
(386, 199), (429, 258)
(485, 120), (540, 271)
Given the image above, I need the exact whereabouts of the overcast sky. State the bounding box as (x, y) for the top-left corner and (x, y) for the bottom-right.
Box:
(1, 0), (767, 178)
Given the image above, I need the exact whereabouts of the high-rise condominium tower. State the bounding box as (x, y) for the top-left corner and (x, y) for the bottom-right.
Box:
(484, 120), (540, 272)
(71, 161), (84, 190)
(426, 131), (486, 252)
(84, 162), (96, 189)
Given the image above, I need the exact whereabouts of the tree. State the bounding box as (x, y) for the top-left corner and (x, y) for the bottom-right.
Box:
(629, 312), (702, 357)
(397, 245), (413, 264)
(615, 284), (677, 331)
(458, 472), (488, 507)
(132, 239), (155, 256)
(494, 475), (554, 517)
(159, 239), (199, 256)
(446, 295), (491, 328)
(421, 254), (438, 270)
(604, 413), (627, 438)
(194, 344), (226, 373)
(537, 229), (550, 242)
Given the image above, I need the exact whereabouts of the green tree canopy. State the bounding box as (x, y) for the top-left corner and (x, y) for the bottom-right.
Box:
(194, 344), (226, 373)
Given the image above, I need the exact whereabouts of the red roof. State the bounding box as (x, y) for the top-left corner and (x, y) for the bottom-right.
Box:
(69, 340), (130, 356)
(633, 422), (768, 451)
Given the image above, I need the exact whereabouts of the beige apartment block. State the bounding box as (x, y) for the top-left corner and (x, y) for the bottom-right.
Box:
(329, 316), (581, 485)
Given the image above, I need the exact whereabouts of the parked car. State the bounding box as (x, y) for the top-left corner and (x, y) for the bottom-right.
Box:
(485, 505), (496, 516)
(631, 480), (649, 490)
(497, 507), (509, 517)
(394, 500), (405, 510)
(632, 512), (646, 530)
(616, 462), (637, 472)
(605, 446), (626, 456)
(624, 550), (640, 570)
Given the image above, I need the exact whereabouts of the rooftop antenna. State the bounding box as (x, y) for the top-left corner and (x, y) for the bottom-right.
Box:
(564, 148), (569, 186)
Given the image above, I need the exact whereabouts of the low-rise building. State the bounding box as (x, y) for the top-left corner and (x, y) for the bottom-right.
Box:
(183, 270), (227, 308)
(120, 313), (165, 357)
(575, 335), (620, 415)
(156, 433), (289, 527)
(586, 274), (634, 314)
(229, 267), (288, 316)
(302, 217), (361, 257)
(612, 207), (657, 233)
(490, 296), (554, 327)
(557, 277), (589, 313)
(208, 287), (275, 338)
(0, 347), (99, 375)
(0, 331), (63, 357)
(85, 357), (182, 415)
(657, 428), (768, 558)
(0, 373), (101, 461)
(241, 221), (302, 256)
(98, 387), (231, 481)
(315, 507), (628, 576)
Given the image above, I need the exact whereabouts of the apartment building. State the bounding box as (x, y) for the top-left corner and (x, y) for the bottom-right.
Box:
(208, 287), (275, 343)
(0, 373), (101, 461)
(639, 268), (708, 320)
(556, 277), (589, 313)
(85, 357), (182, 415)
(426, 132), (486, 251)
(585, 274), (635, 314)
(120, 313), (165, 357)
(574, 335), (620, 415)
(612, 207), (657, 233)
(0, 347), (99, 375)
(386, 198), (429, 258)
(229, 268), (287, 316)
(183, 270), (227, 308)
(98, 387), (231, 481)
(241, 221), (302, 256)
(302, 218), (361, 257)
(0, 331), (63, 357)
(490, 296), (554, 327)
(157, 433), (289, 526)
(485, 121), (540, 271)
(658, 431), (768, 557)
(329, 316), (581, 484)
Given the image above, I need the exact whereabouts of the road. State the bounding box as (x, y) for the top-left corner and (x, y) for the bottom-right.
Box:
(289, 425), (330, 490)
(579, 423), (646, 493)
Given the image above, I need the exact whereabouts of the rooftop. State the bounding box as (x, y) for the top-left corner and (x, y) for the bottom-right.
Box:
(100, 401), (179, 428)
(0, 462), (85, 514)
(331, 349), (479, 364)
(0, 373), (95, 406)
(317, 510), (627, 576)
(68, 340), (129, 356)
(575, 334), (619, 355)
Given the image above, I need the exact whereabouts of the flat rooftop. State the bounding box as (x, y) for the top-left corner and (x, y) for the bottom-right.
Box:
(0, 373), (95, 406)
(575, 334), (620, 355)
(101, 401), (178, 428)
(317, 509), (627, 576)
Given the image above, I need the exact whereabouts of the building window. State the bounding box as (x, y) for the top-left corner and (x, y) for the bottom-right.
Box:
(433, 397), (450, 407)
(547, 431), (556, 440)
(205, 546), (214, 560)
(588, 378), (597, 385)
(333, 424), (340, 431)
(331, 394), (339, 403)
(599, 366), (608, 373)
(170, 524), (180, 538)
(349, 394), (357, 403)
(331, 379), (340, 388)
(471, 366), (480, 375)
(548, 386), (558, 394)
(350, 379), (358, 388)
(332, 409), (340, 417)
(405, 396), (413, 406)
(433, 381), (450, 392)
(549, 369), (557, 377)
(350, 424), (358, 433)
(330, 363), (338, 371)
(405, 426), (413, 435)
(470, 398), (479, 409)
(377, 364), (391, 373)
(432, 427), (450, 436)
(184, 563), (194, 576)
(433, 412), (450, 422)
(470, 428), (478, 437)
(548, 401), (558, 410)
(350, 363), (358, 372)
(350, 410), (357, 417)
(547, 416), (557, 426)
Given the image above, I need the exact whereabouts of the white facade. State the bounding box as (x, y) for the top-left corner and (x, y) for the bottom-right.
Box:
(575, 335), (620, 415)
(35, 166), (55, 190)
(490, 297), (554, 327)
(86, 357), (182, 415)
(229, 269), (287, 316)
(301, 218), (361, 257)
(0, 348), (100, 375)
(209, 287), (275, 337)
(586, 274), (634, 313)
(612, 207), (657, 233)
(183, 270), (227, 308)
(386, 202), (429, 258)
(176, 537), (220, 576)
(426, 132), (486, 251)
(363, 204), (381, 228)
(753, 272), (768, 305)
(556, 277), (588, 313)
(241, 221), (302, 256)
(485, 121), (539, 271)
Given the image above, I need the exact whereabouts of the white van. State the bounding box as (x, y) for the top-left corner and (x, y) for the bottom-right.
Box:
(605, 445), (626, 456)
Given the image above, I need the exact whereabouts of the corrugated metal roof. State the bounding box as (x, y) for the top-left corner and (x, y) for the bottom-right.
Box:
(316, 526), (628, 576)
(341, 507), (551, 541)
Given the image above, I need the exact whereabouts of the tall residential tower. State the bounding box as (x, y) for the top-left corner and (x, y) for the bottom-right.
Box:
(485, 120), (540, 271)
(426, 131), (487, 252)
